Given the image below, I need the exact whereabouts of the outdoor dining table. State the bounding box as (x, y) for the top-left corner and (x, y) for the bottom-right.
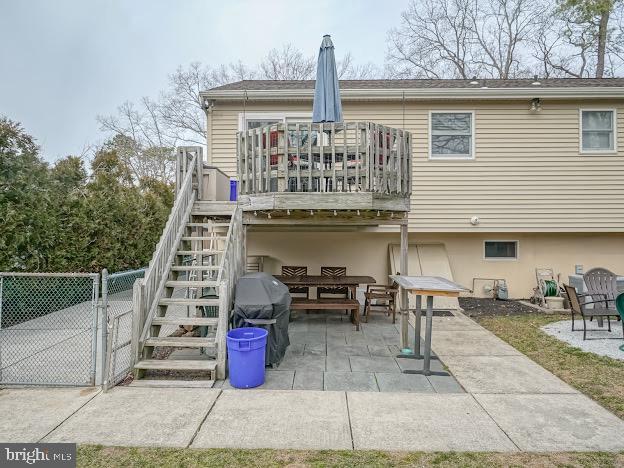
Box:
(390, 275), (468, 376)
(273, 275), (376, 299)
(274, 275), (376, 329)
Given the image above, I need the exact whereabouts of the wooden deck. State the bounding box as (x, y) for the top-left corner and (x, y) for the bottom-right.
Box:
(236, 122), (412, 215)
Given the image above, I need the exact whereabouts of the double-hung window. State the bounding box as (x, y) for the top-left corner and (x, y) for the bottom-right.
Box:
(430, 111), (474, 159)
(580, 109), (616, 153)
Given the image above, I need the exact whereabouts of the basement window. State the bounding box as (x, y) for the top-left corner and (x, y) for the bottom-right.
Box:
(580, 109), (616, 153)
(484, 241), (518, 260)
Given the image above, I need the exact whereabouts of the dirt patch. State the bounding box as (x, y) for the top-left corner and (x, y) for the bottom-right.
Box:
(459, 297), (537, 318)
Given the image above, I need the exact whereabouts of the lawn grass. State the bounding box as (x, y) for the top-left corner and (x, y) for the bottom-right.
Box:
(477, 313), (624, 418)
(77, 446), (624, 467)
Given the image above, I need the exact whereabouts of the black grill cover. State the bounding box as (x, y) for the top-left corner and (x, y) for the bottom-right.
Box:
(232, 273), (291, 366)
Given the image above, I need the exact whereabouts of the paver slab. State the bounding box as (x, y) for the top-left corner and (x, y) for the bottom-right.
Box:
(0, 387), (99, 442)
(293, 371), (324, 390)
(324, 371), (378, 391)
(193, 390), (352, 450)
(277, 354), (326, 371)
(432, 330), (522, 356)
(348, 392), (517, 451)
(443, 355), (578, 394)
(427, 374), (465, 393)
(474, 394), (624, 451)
(349, 355), (401, 373)
(375, 373), (435, 393)
(45, 387), (219, 447)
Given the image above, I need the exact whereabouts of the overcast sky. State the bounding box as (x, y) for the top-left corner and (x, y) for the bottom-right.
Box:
(0, 0), (409, 161)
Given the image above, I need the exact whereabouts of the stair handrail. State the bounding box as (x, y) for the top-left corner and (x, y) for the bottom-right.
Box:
(137, 151), (198, 346)
(214, 206), (244, 379)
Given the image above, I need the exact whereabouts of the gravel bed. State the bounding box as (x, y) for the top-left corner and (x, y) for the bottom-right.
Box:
(541, 319), (624, 361)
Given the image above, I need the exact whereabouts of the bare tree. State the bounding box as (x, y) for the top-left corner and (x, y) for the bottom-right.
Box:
(259, 44), (316, 80)
(97, 99), (176, 183)
(537, 0), (624, 78)
(387, 0), (547, 79)
(337, 52), (381, 79)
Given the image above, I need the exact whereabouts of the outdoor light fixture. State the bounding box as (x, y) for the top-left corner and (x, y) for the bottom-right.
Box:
(470, 76), (479, 85)
(530, 98), (542, 112)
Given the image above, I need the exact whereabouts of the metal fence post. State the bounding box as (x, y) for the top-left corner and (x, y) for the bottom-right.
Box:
(100, 269), (109, 388)
(89, 273), (100, 386)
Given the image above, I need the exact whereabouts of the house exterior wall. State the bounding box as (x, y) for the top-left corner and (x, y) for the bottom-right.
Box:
(247, 230), (624, 298)
(207, 95), (624, 298)
(209, 98), (624, 232)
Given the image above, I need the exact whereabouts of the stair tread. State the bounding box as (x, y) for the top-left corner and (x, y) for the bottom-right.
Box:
(144, 337), (216, 348)
(165, 280), (218, 288)
(171, 265), (220, 271)
(152, 317), (219, 326)
(177, 250), (222, 255)
(186, 222), (231, 227)
(134, 359), (217, 370)
(159, 298), (219, 306)
(130, 379), (215, 388)
(181, 236), (226, 241)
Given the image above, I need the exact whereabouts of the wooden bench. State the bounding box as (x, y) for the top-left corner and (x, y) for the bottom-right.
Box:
(290, 298), (361, 330)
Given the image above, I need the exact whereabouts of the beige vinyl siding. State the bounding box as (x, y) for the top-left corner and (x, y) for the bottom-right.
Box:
(208, 99), (624, 233)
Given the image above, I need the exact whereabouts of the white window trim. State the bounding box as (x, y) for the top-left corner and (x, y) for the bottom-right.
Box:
(483, 240), (519, 261)
(429, 110), (476, 160)
(238, 112), (312, 131)
(579, 108), (618, 155)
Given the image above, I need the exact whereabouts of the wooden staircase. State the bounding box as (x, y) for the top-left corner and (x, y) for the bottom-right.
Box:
(133, 207), (233, 381)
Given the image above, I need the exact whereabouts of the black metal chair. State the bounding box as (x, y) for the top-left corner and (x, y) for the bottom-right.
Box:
(563, 284), (618, 340)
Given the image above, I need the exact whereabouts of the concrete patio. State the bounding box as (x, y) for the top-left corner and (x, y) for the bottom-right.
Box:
(214, 310), (463, 393)
(2, 311), (624, 452)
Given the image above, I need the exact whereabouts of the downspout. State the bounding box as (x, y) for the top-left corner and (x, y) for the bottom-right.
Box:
(203, 98), (215, 164)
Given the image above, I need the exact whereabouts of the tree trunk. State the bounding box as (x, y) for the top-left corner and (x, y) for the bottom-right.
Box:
(595, 8), (611, 78)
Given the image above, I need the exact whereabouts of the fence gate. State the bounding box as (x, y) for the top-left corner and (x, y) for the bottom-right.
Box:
(0, 273), (99, 386)
(102, 268), (145, 390)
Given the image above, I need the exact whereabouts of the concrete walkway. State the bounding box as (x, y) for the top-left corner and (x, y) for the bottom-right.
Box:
(2, 312), (624, 452)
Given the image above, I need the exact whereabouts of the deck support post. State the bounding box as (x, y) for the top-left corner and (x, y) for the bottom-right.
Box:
(399, 222), (409, 349)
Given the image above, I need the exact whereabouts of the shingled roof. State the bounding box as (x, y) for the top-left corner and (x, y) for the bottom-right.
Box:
(208, 78), (624, 92)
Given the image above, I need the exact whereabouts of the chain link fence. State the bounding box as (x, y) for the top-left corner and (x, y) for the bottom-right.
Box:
(102, 268), (145, 390)
(0, 273), (99, 386)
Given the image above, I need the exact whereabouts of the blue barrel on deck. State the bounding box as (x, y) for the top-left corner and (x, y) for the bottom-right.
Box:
(229, 179), (238, 201)
(226, 327), (267, 388)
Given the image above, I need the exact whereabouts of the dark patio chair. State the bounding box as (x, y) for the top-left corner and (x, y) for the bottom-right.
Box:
(318, 266), (349, 314)
(282, 265), (309, 299)
(363, 283), (399, 324)
(563, 284), (618, 340)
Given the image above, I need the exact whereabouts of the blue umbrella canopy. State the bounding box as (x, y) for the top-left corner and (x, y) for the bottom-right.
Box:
(312, 35), (343, 123)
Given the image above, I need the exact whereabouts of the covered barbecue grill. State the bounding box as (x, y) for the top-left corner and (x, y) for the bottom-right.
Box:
(232, 273), (291, 366)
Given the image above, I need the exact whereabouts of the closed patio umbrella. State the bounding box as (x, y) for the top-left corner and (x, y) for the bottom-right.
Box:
(312, 35), (343, 123)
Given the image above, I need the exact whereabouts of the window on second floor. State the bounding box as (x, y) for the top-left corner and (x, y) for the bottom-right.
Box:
(580, 109), (616, 153)
(430, 111), (474, 160)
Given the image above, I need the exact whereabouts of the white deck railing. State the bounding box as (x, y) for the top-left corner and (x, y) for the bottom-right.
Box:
(237, 122), (412, 197)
